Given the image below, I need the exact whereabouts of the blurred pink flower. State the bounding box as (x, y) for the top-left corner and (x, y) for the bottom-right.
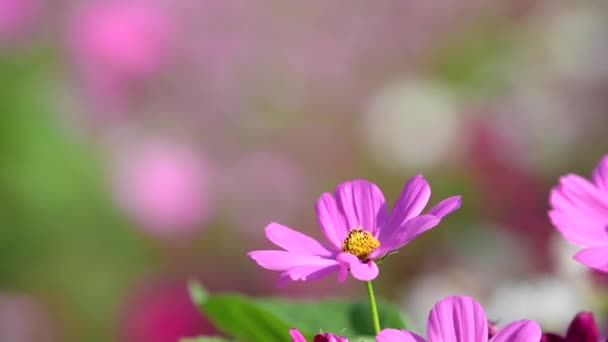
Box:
(249, 176), (461, 284)
(118, 278), (213, 342)
(549, 154), (608, 272)
(541, 312), (598, 342)
(290, 328), (348, 342)
(112, 140), (213, 238)
(0, 0), (41, 42)
(377, 296), (541, 342)
(68, 0), (173, 110)
(0, 294), (59, 342)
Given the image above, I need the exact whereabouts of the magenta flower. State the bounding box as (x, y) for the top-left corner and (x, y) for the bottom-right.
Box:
(289, 328), (347, 342)
(377, 296), (541, 342)
(541, 312), (598, 342)
(248, 175), (461, 283)
(549, 154), (608, 271)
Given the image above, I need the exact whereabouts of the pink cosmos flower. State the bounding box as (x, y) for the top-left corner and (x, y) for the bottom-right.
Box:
(549, 154), (608, 271)
(289, 328), (347, 342)
(541, 312), (598, 342)
(248, 175), (461, 284)
(111, 140), (213, 238)
(68, 0), (173, 110)
(377, 296), (541, 342)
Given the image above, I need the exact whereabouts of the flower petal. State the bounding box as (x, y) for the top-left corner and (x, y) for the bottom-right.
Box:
(248, 250), (337, 271)
(265, 222), (333, 256)
(592, 154), (608, 191)
(378, 175), (430, 243)
(427, 296), (487, 342)
(276, 263), (340, 287)
(490, 320), (541, 342)
(574, 246), (608, 271)
(290, 328), (307, 342)
(428, 196), (462, 218)
(377, 329), (426, 342)
(373, 215), (440, 257)
(316, 192), (349, 250)
(550, 175), (608, 247)
(566, 311), (598, 342)
(334, 179), (387, 236)
(336, 252), (379, 282)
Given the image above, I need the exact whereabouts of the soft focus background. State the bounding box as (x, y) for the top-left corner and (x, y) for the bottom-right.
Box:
(1, 0), (608, 341)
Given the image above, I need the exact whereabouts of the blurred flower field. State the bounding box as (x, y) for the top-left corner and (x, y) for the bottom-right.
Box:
(1, 0), (608, 341)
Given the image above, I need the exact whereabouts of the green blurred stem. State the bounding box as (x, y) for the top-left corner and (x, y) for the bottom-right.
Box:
(365, 280), (381, 334)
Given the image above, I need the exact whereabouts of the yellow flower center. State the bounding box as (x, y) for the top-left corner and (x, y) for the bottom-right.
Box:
(341, 227), (380, 260)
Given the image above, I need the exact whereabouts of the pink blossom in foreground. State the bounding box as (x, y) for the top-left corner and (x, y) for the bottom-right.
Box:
(549, 154), (608, 271)
(289, 328), (347, 342)
(249, 175), (461, 284)
(68, 0), (173, 109)
(541, 312), (598, 342)
(377, 296), (541, 342)
(111, 141), (212, 238)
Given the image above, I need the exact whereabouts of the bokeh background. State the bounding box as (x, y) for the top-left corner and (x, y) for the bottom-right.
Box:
(1, 0), (608, 341)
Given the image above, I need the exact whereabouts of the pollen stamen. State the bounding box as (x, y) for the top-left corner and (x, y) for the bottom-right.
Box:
(341, 227), (380, 260)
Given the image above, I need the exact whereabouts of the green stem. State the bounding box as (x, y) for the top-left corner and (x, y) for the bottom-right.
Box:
(365, 280), (381, 334)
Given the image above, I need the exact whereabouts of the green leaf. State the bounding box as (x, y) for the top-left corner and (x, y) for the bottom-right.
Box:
(188, 280), (209, 306)
(258, 297), (406, 338)
(201, 294), (294, 342)
(189, 283), (407, 341)
(349, 297), (407, 335)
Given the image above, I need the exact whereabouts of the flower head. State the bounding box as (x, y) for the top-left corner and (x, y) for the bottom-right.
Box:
(289, 328), (347, 342)
(248, 175), (461, 284)
(541, 312), (598, 342)
(549, 154), (608, 271)
(377, 296), (541, 342)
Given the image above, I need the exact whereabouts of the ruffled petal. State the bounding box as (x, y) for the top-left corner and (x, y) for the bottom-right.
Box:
(265, 222), (333, 256)
(373, 215), (439, 257)
(334, 179), (387, 236)
(574, 246), (608, 271)
(427, 296), (487, 342)
(276, 263), (340, 287)
(374, 196), (461, 255)
(592, 154), (608, 191)
(428, 196), (462, 218)
(490, 320), (541, 342)
(316, 192), (349, 250)
(290, 328), (307, 342)
(377, 329), (426, 342)
(248, 250), (337, 271)
(550, 175), (608, 247)
(378, 175), (430, 243)
(336, 252), (379, 282)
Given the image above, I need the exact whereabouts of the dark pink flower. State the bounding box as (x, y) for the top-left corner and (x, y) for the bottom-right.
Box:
(118, 278), (214, 342)
(249, 175), (461, 284)
(541, 312), (598, 342)
(549, 154), (608, 271)
(289, 328), (347, 342)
